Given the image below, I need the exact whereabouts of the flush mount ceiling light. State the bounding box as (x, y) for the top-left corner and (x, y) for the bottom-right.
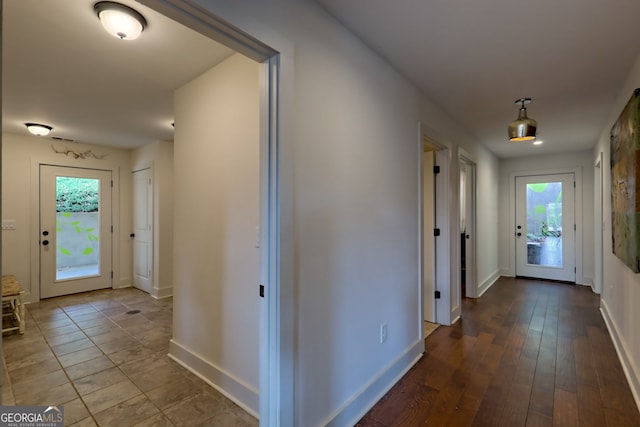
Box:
(25, 123), (53, 136)
(94, 1), (147, 40)
(508, 97), (538, 142)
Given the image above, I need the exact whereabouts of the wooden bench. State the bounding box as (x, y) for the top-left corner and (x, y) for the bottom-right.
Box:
(2, 275), (25, 334)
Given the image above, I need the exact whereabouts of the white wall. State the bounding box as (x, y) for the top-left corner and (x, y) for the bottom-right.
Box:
(131, 140), (174, 298)
(594, 52), (640, 408)
(498, 150), (595, 285)
(171, 54), (261, 413)
(473, 147), (501, 293)
(1, 133), (132, 301)
(154, 0), (501, 424)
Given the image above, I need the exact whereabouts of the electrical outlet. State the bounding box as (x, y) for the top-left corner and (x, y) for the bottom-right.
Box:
(380, 323), (388, 344)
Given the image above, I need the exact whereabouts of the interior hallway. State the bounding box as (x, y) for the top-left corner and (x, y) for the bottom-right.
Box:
(2, 287), (257, 427)
(358, 277), (640, 426)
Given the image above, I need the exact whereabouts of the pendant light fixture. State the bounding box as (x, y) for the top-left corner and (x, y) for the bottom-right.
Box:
(25, 123), (53, 136)
(508, 98), (537, 142)
(94, 1), (147, 41)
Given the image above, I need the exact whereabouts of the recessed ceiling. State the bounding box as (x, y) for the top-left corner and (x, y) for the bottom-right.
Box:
(314, 0), (640, 158)
(3, 0), (234, 149)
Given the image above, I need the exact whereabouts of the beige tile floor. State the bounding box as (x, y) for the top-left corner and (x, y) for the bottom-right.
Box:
(2, 287), (258, 427)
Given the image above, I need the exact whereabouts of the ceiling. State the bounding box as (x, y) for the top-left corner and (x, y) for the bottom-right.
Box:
(2, 0), (233, 149)
(4, 1), (640, 158)
(315, 0), (640, 158)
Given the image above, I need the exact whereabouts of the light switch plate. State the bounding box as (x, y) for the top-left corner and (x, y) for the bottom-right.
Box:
(1, 220), (16, 230)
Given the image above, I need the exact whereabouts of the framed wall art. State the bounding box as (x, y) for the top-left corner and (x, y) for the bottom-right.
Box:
(611, 88), (640, 272)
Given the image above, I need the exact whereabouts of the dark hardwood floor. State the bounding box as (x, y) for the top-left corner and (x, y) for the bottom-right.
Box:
(357, 277), (640, 426)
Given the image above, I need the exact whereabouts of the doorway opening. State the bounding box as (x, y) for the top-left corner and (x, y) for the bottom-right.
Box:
(3, 0), (287, 423)
(459, 152), (477, 299)
(136, 2), (286, 424)
(419, 125), (454, 327)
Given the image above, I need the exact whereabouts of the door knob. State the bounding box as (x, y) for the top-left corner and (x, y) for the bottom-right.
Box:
(42, 240), (49, 246)
(517, 232), (522, 237)
(42, 230), (49, 236)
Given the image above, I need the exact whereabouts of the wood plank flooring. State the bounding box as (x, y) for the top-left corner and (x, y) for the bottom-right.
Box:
(357, 277), (640, 426)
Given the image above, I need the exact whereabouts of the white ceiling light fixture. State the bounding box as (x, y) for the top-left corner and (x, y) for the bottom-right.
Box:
(508, 97), (538, 142)
(94, 1), (147, 41)
(25, 123), (53, 136)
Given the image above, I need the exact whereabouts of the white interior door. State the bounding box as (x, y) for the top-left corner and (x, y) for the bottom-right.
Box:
(515, 173), (575, 282)
(422, 151), (436, 323)
(40, 165), (112, 298)
(132, 168), (153, 293)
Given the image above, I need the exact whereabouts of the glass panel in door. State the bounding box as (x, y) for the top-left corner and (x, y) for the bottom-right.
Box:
(56, 176), (100, 280)
(525, 181), (562, 267)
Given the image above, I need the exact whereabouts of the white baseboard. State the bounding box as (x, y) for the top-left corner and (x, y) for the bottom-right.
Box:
(116, 278), (130, 288)
(478, 270), (501, 297)
(600, 300), (640, 412)
(168, 339), (259, 417)
(323, 338), (424, 427)
(151, 287), (173, 299)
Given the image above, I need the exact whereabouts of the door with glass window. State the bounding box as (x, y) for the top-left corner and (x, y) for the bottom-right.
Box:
(515, 173), (575, 282)
(40, 165), (112, 298)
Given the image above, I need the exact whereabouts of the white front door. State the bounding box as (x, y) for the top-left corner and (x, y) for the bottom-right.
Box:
(40, 165), (112, 298)
(515, 173), (575, 282)
(132, 167), (153, 293)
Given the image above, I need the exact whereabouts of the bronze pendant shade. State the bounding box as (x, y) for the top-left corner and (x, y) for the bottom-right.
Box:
(508, 98), (537, 142)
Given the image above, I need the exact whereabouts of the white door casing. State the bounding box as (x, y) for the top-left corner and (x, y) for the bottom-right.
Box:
(40, 165), (112, 298)
(132, 167), (153, 294)
(459, 153), (477, 298)
(422, 150), (436, 323)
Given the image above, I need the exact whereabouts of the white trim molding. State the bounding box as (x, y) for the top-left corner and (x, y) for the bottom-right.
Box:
(169, 339), (260, 417)
(324, 339), (424, 427)
(600, 300), (640, 411)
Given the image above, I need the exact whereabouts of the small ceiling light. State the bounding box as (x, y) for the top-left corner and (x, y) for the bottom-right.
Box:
(508, 98), (538, 142)
(533, 140), (543, 145)
(25, 123), (53, 136)
(94, 1), (147, 41)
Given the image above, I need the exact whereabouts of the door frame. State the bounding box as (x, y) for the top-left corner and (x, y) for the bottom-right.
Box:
(30, 159), (121, 302)
(135, 1), (288, 424)
(594, 152), (604, 294)
(509, 167), (585, 284)
(39, 165), (113, 298)
(458, 149), (478, 298)
(418, 123), (455, 327)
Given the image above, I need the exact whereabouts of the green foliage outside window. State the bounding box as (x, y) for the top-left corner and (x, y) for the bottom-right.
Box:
(55, 177), (100, 260)
(56, 177), (99, 212)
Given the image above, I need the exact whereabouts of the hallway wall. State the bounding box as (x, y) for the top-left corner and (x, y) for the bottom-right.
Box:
(172, 54), (260, 413)
(594, 52), (640, 408)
